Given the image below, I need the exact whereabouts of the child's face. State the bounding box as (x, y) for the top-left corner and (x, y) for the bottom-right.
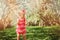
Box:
(19, 11), (25, 18)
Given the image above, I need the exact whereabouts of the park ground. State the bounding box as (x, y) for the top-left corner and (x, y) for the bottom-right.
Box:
(0, 26), (60, 40)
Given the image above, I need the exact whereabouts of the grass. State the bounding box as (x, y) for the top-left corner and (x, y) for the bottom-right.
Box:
(0, 26), (60, 40)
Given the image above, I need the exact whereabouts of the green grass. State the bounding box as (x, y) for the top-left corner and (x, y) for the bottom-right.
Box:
(0, 26), (60, 40)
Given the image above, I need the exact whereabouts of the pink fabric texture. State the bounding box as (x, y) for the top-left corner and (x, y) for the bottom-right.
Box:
(16, 18), (26, 34)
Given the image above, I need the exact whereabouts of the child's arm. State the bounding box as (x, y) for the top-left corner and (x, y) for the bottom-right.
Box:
(16, 19), (19, 28)
(24, 11), (26, 27)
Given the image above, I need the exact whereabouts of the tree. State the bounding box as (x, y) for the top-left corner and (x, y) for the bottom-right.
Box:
(38, 0), (60, 26)
(0, 0), (17, 30)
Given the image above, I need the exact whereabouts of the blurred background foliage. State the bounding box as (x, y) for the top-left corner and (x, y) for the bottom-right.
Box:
(0, 0), (60, 27)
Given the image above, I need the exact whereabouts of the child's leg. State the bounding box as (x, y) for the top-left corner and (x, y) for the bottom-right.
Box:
(22, 34), (26, 40)
(17, 34), (20, 40)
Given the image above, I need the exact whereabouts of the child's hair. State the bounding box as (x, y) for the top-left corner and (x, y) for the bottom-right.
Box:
(20, 9), (26, 14)
(22, 9), (26, 13)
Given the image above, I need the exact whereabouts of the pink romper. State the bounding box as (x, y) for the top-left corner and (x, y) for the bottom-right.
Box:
(16, 18), (26, 34)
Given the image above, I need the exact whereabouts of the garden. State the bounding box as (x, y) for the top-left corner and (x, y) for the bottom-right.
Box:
(0, 0), (60, 40)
